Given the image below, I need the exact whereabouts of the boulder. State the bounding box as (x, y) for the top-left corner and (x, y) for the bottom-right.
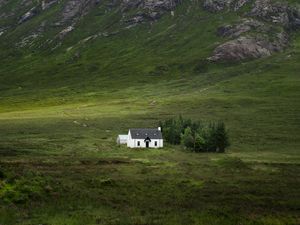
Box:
(208, 33), (288, 62)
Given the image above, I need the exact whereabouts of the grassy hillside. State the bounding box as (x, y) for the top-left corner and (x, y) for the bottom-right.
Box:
(0, 0), (300, 224)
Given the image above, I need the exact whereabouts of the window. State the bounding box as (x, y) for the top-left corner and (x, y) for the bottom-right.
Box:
(137, 141), (140, 147)
(155, 141), (157, 146)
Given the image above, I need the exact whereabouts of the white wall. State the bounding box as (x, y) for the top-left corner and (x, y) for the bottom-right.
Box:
(117, 137), (127, 144)
(128, 139), (163, 148)
(127, 131), (133, 148)
(117, 135), (128, 144)
(127, 131), (163, 148)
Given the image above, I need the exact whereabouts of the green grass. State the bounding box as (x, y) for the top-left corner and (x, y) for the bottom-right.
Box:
(0, 0), (300, 224)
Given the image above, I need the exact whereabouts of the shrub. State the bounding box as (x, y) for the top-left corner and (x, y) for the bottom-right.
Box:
(0, 174), (46, 204)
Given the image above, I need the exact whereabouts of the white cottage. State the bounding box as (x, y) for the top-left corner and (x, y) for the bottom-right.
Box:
(116, 135), (128, 145)
(127, 127), (163, 148)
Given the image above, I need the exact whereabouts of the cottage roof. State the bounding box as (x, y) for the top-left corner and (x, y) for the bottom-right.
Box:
(129, 128), (162, 139)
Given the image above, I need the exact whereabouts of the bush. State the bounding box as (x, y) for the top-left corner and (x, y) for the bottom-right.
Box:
(160, 116), (230, 153)
(0, 174), (46, 204)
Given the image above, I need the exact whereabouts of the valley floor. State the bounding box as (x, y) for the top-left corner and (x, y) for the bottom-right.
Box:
(0, 68), (299, 224)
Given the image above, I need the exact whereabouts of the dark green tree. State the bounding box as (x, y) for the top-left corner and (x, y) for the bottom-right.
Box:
(181, 127), (194, 149)
(215, 121), (230, 152)
(194, 133), (206, 152)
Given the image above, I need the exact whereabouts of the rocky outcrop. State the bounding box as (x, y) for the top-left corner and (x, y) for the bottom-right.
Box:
(217, 19), (264, 38)
(41, 0), (58, 10)
(61, 0), (90, 23)
(209, 33), (288, 62)
(60, 0), (100, 24)
(17, 0), (59, 24)
(250, 0), (289, 27)
(203, 0), (233, 12)
(203, 0), (250, 12)
(247, 0), (300, 29)
(205, 0), (300, 62)
(122, 0), (177, 12)
(20, 0), (33, 7)
(0, 27), (6, 36)
(122, 0), (179, 24)
(18, 7), (37, 24)
(232, 0), (249, 11)
(0, 11), (15, 19)
(0, 0), (9, 8)
(124, 14), (145, 25)
(58, 25), (74, 39)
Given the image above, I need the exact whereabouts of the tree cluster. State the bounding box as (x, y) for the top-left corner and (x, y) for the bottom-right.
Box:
(159, 116), (230, 152)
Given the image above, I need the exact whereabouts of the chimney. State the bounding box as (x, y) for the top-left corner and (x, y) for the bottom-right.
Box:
(158, 127), (161, 131)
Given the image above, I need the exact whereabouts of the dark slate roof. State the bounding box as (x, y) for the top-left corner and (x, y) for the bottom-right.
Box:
(129, 128), (162, 139)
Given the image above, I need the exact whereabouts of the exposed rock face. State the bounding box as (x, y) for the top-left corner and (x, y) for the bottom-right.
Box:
(249, 0), (300, 29)
(0, 0), (9, 7)
(204, 0), (300, 62)
(60, 0), (100, 24)
(18, 7), (37, 24)
(124, 14), (145, 24)
(0, 11), (15, 19)
(209, 33), (288, 62)
(61, 0), (90, 23)
(42, 0), (58, 10)
(15, 0), (57, 25)
(250, 0), (289, 26)
(122, 0), (179, 24)
(20, 0), (33, 7)
(232, 0), (249, 11)
(203, 0), (250, 12)
(0, 28), (5, 36)
(217, 19), (264, 38)
(122, 0), (177, 12)
(289, 8), (300, 29)
(58, 25), (74, 39)
(203, 0), (233, 12)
